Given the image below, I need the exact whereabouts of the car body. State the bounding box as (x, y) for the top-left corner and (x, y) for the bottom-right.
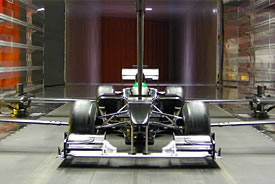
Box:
(62, 84), (216, 159)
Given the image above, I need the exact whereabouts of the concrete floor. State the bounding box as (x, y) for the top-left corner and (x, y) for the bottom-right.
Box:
(1, 85), (275, 184)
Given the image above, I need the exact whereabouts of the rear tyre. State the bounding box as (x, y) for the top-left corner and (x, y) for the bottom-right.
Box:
(97, 85), (115, 98)
(182, 101), (210, 135)
(69, 100), (97, 134)
(165, 86), (184, 99)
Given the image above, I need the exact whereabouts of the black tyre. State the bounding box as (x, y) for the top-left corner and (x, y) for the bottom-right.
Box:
(69, 100), (97, 134)
(182, 101), (210, 135)
(165, 86), (184, 99)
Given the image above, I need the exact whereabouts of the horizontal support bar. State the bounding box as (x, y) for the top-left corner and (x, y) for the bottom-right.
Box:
(248, 0), (275, 13)
(0, 13), (43, 32)
(224, 67), (275, 74)
(250, 0), (268, 9)
(225, 1), (275, 17)
(240, 43), (275, 52)
(185, 99), (252, 104)
(211, 120), (275, 127)
(0, 40), (43, 50)
(252, 97), (275, 105)
(0, 118), (68, 126)
(240, 17), (275, 33)
(29, 97), (96, 103)
(0, 66), (43, 73)
(16, 0), (43, 11)
(2, 119), (274, 128)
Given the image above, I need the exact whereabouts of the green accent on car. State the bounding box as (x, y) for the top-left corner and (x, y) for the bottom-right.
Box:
(133, 82), (147, 87)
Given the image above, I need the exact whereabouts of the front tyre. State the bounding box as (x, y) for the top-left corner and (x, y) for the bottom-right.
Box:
(69, 100), (97, 134)
(182, 101), (210, 135)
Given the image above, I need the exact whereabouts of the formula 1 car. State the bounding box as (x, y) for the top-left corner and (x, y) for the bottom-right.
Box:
(62, 79), (217, 158)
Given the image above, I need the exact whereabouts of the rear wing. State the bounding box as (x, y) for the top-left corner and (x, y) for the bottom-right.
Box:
(122, 68), (159, 81)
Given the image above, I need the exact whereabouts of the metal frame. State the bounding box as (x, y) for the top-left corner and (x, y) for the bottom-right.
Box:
(0, 66), (43, 73)
(0, 13), (43, 32)
(223, 0), (275, 90)
(16, 0), (43, 11)
(0, 118), (68, 126)
(240, 44), (275, 52)
(212, 120), (275, 127)
(0, 0), (45, 96)
(0, 40), (43, 50)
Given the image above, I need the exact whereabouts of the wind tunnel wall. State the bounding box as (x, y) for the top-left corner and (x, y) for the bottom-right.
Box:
(65, 0), (217, 86)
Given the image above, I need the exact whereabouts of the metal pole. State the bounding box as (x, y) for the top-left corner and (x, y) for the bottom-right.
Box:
(131, 125), (135, 154)
(29, 97), (95, 103)
(136, 0), (145, 97)
(257, 85), (266, 97)
(0, 118), (69, 126)
(15, 83), (24, 96)
(211, 120), (275, 127)
(217, 0), (224, 97)
(184, 99), (252, 104)
(145, 125), (148, 154)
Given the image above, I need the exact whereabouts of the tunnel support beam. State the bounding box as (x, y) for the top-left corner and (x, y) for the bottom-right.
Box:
(136, 0), (145, 97)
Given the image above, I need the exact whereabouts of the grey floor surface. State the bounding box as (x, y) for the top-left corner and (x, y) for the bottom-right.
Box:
(1, 103), (275, 184)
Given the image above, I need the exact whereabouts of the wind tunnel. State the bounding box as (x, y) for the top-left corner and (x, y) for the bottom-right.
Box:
(65, 0), (218, 98)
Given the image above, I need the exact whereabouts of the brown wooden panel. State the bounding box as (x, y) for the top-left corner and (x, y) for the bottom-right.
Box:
(101, 17), (169, 83)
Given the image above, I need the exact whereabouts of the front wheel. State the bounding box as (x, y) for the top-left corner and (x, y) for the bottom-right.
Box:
(69, 100), (97, 134)
(182, 101), (210, 135)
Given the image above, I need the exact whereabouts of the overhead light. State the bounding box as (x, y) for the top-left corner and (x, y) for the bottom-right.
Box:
(145, 8), (152, 11)
(37, 8), (45, 12)
(212, 9), (217, 13)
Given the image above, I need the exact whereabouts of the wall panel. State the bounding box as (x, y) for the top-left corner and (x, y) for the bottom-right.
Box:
(223, 0), (275, 96)
(65, 0), (217, 86)
(65, 6), (101, 84)
(101, 17), (169, 83)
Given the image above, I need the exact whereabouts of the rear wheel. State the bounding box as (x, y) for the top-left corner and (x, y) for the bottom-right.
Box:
(165, 86), (184, 99)
(69, 100), (97, 134)
(182, 101), (210, 135)
(97, 85), (115, 98)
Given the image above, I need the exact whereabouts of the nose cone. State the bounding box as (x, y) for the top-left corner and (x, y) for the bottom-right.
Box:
(128, 102), (151, 125)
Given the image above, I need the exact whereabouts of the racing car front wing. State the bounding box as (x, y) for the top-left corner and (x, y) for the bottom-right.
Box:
(59, 133), (216, 159)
